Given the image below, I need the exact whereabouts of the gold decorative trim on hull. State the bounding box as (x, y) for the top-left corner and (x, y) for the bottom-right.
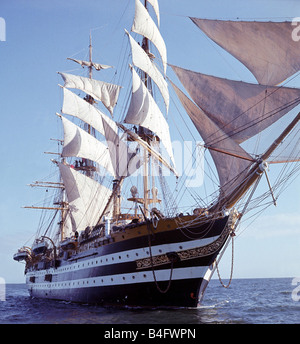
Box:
(136, 224), (232, 270)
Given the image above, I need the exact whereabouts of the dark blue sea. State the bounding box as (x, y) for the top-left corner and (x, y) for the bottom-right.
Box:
(0, 278), (299, 325)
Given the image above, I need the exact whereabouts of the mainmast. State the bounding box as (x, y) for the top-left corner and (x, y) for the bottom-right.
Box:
(137, 0), (159, 218)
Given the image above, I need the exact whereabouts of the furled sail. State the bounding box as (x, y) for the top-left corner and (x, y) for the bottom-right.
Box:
(125, 67), (175, 167)
(67, 58), (113, 71)
(126, 30), (169, 112)
(59, 115), (115, 176)
(190, 18), (300, 86)
(132, 0), (167, 74)
(61, 87), (111, 136)
(171, 81), (253, 199)
(58, 162), (112, 232)
(58, 72), (121, 116)
(171, 65), (300, 144)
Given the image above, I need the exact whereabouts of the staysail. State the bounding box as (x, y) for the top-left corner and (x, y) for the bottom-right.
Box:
(171, 80), (253, 199)
(191, 18), (300, 86)
(171, 65), (300, 144)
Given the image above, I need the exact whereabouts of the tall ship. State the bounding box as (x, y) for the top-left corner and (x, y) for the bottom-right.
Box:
(14, 0), (300, 308)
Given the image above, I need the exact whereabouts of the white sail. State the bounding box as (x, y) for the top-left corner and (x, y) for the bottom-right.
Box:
(125, 67), (175, 167)
(171, 65), (300, 144)
(191, 18), (300, 86)
(67, 58), (113, 71)
(58, 72), (121, 116)
(132, 0), (167, 74)
(62, 212), (74, 237)
(60, 115), (115, 176)
(147, 0), (160, 26)
(58, 162), (112, 232)
(61, 87), (112, 137)
(126, 30), (169, 112)
(102, 115), (142, 179)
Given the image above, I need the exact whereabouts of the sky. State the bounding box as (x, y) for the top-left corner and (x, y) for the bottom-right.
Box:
(1, 0), (300, 284)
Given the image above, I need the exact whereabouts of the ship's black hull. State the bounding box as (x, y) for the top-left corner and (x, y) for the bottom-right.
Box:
(29, 277), (206, 308)
(25, 215), (231, 308)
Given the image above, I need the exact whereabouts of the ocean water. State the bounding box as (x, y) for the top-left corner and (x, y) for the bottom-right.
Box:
(0, 278), (299, 324)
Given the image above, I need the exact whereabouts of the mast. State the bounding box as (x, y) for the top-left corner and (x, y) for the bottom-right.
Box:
(82, 32), (96, 177)
(89, 32), (92, 79)
(139, 0), (152, 217)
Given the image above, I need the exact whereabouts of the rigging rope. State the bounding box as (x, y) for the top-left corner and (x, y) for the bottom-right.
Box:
(140, 206), (174, 294)
(215, 232), (235, 288)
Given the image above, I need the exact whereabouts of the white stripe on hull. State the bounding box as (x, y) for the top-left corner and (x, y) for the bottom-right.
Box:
(26, 235), (219, 279)
(28, 265), (208, 292)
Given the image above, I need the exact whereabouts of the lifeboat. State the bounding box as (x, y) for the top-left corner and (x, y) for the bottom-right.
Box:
(13, 248), (30, 262)
(32, 240), (48, 255)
